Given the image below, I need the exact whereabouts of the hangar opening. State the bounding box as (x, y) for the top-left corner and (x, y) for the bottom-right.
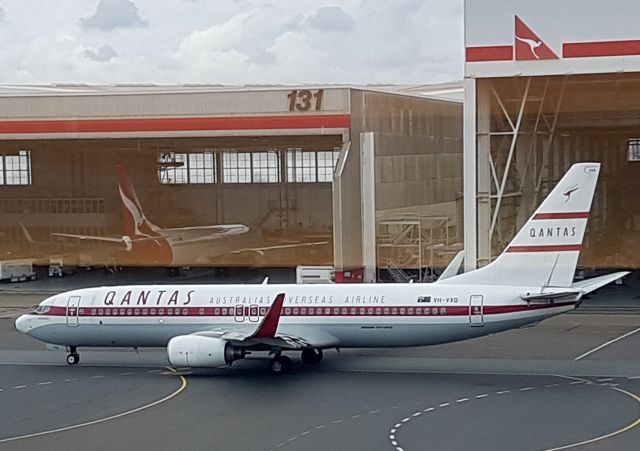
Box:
(464, 0), (640, 310)
(0, 84), (462, 285)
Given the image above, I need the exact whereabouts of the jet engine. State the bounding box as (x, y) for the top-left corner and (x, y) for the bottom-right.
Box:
(167, 335), (245, 368)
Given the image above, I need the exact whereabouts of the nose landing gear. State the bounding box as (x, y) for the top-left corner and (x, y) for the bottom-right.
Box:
(66, 346), (80, 365)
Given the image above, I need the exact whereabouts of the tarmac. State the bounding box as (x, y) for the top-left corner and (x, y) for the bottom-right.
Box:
(0, 269), (639, 450)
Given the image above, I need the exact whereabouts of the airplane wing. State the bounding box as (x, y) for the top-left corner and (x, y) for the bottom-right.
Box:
(161, 224), (249, 236)
(51, 233), (128, 244)
(229, 241), (331, 255)
(191, 293), (338, 350)
(571, 271), (629, 295)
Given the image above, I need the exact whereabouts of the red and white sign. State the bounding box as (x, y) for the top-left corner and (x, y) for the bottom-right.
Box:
(465, 0), (640, 77)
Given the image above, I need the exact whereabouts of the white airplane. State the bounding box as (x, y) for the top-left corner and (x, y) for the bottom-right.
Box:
(15, 163), (627, 374)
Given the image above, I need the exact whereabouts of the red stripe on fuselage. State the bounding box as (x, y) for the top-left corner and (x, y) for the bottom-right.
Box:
(34, 301), (576, 319)
(532, 212), (590, 220)
(506, 244), (582, 253)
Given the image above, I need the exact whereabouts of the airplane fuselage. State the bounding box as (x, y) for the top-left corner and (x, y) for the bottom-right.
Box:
(16, 283), (577, 349)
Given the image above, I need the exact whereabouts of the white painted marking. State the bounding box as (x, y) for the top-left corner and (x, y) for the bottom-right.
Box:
(332, 419), (342, 424)
(401, 417), (411, 423)
(597, 378), (613, 382)
(316, 425), (325, 430)
(391, 441), (397, 446)
(90, 375), (105, 379)
(520, 387), (534, 391)
(0, 369), (186, 444)
(390, 429), (396, 434)
(287, 437), (296, 442)
(147, 369), (162, 374)
(496, 390), (510, 395)
(64, 378), (77, 382)
(424, 407), (434, 412)
(301, 431), (309, 436)
(628, 376), (640, 380)
(391, 405), (400, 409)
(570, 381), (584, 385)
(12, 385), (26, 390)
(351, 414), (362, 419)
(475, 394), (488, 398)
(574, 327), (640, 361)
(37, 382), (52, 386)
(412, 412), (422, 417)
(276, 443), (284, 449)
(439, 402), (450, 407)
(389, 435), (395, 440)
(119, 372), (134, 376)
(456, 398), (469, 402)
(545, 384), (560, 388)
(602, 383), (620, 387)
(394, 423), (402, 428)
(369, 409), (381, 414)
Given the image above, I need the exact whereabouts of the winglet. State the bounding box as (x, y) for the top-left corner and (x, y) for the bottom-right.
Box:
(252, 293), (285, 338)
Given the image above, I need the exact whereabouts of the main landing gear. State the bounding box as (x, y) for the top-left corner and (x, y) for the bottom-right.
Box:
(268, 348), (324, 374)
(301, 348), (323, 365)
(66, 346), (80, 365)
(269, 355), (292, 375)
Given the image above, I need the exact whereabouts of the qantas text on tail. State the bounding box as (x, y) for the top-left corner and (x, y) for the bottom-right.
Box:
(16, 163), (627, 374)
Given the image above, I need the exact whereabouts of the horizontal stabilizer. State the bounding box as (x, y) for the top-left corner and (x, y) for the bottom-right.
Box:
(520, 290), (581, 303)
(571, 271), (629, 295)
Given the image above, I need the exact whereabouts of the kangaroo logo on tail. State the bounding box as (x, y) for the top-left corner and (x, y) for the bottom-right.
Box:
(563, 184), (579, 203)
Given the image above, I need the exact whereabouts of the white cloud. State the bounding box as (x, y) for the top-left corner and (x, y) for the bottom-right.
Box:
(81, 0), (146, 31)
(0, 7), (5, 23)
(83, 43), (117, 62)
(0, 0), (463, 84)
(306, 6), (355, 32)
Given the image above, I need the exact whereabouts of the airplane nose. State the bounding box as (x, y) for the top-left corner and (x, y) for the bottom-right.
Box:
(15, 315), (32, 334)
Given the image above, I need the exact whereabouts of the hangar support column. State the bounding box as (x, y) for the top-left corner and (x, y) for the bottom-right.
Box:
(360, 132), (376, 283)
(463, 78), (478, 271)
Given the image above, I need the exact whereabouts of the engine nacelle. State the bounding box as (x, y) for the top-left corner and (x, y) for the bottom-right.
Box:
(167, 335), (245, 368)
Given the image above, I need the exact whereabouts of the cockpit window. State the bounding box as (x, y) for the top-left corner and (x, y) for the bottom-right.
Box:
(33, 305), (51, 314)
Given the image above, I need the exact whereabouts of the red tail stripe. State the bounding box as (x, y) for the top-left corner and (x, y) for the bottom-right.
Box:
(533, 212), (590, 220)
(506, 244), (582, 253)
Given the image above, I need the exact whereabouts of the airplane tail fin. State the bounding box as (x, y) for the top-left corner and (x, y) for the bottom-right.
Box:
(116, 163), (159, 236)
(441, 162), (600, 287)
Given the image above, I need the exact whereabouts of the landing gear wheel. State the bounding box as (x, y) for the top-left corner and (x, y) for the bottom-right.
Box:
(301, 348), (323, 365)
(66, 353), (80, 365)
(269, 355), (292, 375)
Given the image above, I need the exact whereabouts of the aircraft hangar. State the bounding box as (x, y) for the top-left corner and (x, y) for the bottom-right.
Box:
(463, 0), (640, 274)
(0, 83), (462, 281)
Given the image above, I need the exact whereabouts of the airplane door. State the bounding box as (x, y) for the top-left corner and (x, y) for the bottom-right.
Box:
(234, 304), (245, 322)
(469, 295), (484, 327)
(66, 296), (81, 327)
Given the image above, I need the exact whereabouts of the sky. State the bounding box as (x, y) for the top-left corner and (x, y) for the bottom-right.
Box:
(0, 0), (463, 85)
